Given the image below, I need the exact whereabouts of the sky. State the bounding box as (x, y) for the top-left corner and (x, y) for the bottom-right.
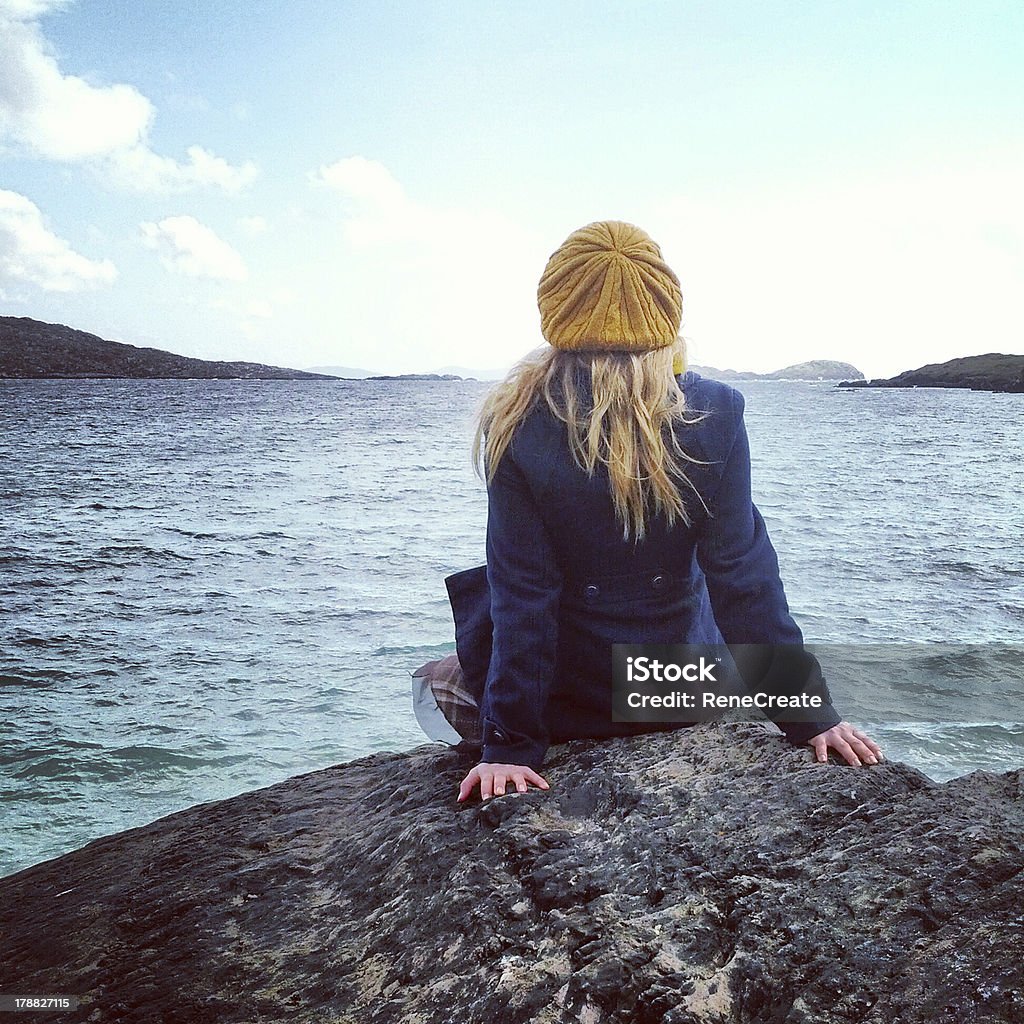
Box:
(1, 0), (1022, 377)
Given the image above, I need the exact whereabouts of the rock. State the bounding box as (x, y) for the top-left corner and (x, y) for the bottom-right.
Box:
(1, 721), (1022, 1023)
(0, 317), (336, 379)
(838, 353), (1024, 394)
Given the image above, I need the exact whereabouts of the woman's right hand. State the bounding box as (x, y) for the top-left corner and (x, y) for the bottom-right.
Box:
(457, 762), (550, 802)
(806, 721), (884, 766)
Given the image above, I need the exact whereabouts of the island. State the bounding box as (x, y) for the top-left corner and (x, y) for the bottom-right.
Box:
(367, 373), (464, 381)
(838, 353), (1024, 394)
(1, 721), (1020, 1022)
(0, 317), (335, 380)
(691, 359), (864, 382)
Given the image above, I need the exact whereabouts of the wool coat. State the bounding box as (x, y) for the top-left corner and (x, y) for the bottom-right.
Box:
(445, 370), (843, 770)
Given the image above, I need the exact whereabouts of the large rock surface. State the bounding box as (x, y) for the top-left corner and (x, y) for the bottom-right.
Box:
(1, 721), (1021, 1024)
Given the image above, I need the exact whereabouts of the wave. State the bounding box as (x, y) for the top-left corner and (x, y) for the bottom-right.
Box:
(0, 668), (74, 686)
(161, 526), (224, 540)
(95, 545), (196, 562)
(372, 641), (456, 657)
(869, 720), (1024, 733)
(11, 745), (256, 781)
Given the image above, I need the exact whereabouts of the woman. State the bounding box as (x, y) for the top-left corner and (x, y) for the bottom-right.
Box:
(438, 220), (883, 802)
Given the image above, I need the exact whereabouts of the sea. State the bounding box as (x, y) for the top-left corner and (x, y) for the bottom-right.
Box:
(2, 377), (1023, 879)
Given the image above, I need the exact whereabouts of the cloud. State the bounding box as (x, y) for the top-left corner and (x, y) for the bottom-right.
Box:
(309, 156), (547, 369)
(307, 153), (1024, 376)
(0, 0), (256, 192)
(313, 157), (406, 211)
(140, 215), (247, 281)
(311, 157), (438, 247)
(0, 188), (116, 291)
(0, 1), (69, 21)
(652, 154), (1024, 376)
(108, 145), (257, 194)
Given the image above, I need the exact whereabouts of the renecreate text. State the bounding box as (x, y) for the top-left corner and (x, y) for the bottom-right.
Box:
(626, 691), (825, 709)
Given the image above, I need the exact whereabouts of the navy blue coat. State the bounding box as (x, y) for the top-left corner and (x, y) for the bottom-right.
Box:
(446, 370), (843, 769)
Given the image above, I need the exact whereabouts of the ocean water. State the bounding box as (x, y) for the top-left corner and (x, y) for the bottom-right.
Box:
(2, 377), (1023, 879)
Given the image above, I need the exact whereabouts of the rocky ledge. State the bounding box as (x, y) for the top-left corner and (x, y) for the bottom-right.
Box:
(1, 721), (1022, 1024)
(838, 353), (1024, 393)
(0, 317), (334, 379)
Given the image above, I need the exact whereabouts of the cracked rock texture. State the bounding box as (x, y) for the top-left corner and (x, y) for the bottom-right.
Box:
(1, 721), (1022, 1024)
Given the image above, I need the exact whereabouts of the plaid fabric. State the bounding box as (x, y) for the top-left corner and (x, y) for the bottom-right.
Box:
(412, 653), (482, 746)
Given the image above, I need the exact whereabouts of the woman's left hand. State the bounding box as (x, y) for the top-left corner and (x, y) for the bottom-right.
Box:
(457, 762), (550, 802)
(806, 721), (884, 766)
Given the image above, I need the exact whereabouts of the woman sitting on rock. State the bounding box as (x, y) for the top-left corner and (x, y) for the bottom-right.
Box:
(414, 220), (884, 801)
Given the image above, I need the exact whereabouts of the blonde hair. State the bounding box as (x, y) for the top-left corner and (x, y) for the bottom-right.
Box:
(473, 338), (709, 542)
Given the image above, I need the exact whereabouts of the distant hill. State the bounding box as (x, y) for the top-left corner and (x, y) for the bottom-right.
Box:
(304, 365), (378, 379)
(367, 373), (463, 381)
(306, 363), (507, 380)
(838, 353), (1024, 393)
(690, 359), (864, 382)
(434, 364), (509, 381)
(0, 317), (334, 380)
(299, 358), (863, 383)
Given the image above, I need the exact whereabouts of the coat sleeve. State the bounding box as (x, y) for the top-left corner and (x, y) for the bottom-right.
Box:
(479, 441), (563, 770)
(695, 388), (842, 745)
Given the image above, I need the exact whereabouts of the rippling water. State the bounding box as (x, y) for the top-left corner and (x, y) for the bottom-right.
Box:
(2, 378), (1023, 878)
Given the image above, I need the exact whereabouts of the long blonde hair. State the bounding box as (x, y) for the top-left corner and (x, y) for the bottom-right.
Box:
(473, 339), (709, 542)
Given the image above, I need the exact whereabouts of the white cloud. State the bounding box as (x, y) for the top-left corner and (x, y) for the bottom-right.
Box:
(310, 156), (547, 370)
(0, 1), (69, 21)
(313, 156), (406, 211)
(0, 0), (256, 193)
(0, 188), (116, 291)
(140, 215), (247, 281)
(0, 3), (149, 159)
(310, 157), (414, 246)
(108, 144), (257, 195)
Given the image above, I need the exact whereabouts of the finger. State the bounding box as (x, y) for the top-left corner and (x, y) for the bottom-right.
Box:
(457, 767), (480, 802)
(493, 774), (507, 797)
(809, 737), (828, 763)
(480, 771), (494, 801)
(848, 728), (884, 760)
(848, 738), (879, 765)
(832, 736), (862, 766)
(512, 773), (528, 794)
(523, 769), (550, 789)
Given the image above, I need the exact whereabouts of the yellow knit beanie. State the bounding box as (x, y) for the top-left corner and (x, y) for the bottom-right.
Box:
(537, 220), (682, 353)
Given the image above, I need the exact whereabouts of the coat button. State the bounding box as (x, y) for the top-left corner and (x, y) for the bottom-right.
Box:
(651, 574), (665, 590)
(584, 584), (600, 602)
